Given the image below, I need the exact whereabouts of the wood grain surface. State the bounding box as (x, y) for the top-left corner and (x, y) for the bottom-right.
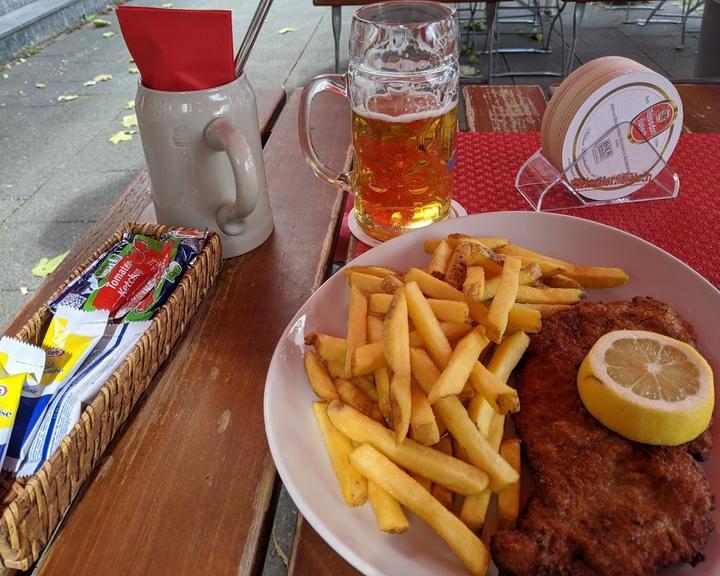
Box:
(27, 88), (352, 576)
(463, 85), (547, 132)
(3, 88), (286, 338)
(676, 84), (720, 134)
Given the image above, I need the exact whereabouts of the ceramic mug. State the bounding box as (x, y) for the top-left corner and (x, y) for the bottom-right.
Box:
(136, 75), (273, 258)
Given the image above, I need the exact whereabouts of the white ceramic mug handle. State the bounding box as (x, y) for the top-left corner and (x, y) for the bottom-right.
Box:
(204, 117), (259, 236)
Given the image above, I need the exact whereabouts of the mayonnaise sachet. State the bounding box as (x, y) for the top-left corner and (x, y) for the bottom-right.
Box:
(16, 320), (150, 476)
(0, 337), (45, 470)
(3, 306), (108, 472)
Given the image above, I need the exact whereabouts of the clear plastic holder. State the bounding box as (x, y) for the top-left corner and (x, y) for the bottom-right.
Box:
(515, 120), (679, 211)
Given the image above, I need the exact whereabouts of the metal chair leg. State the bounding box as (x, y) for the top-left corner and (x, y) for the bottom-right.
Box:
(565, 2), (585, 75)
(486, 2), (498, 84)
(332, 5), (342, 73)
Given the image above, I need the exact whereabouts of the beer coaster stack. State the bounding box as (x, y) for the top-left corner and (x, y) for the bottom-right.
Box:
(540, 56), (683, 200)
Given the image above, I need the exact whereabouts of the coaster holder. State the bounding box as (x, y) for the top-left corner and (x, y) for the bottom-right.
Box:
(515, 120), (679, 212)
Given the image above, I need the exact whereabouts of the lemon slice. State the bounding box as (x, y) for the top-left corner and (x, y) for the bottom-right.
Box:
(577, 330), (714, 446)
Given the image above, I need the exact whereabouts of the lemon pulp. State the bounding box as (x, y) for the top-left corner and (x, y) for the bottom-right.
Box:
(577, 330), (714, 446)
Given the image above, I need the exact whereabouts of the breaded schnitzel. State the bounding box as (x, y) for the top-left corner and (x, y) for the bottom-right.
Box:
(491, 297), (714, 576)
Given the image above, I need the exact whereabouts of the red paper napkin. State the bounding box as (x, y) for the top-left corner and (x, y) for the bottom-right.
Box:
(117, 6), (235, 91)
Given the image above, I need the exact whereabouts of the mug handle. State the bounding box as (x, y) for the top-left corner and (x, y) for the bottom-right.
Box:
(204, 117), (259, 236)
(298, 74), (351, 190)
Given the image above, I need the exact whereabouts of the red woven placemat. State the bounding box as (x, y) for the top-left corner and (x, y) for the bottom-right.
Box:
(341, 132), (720, 288)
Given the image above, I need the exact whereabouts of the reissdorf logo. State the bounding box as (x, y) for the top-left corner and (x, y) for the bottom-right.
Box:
(628, 100), (677, 143)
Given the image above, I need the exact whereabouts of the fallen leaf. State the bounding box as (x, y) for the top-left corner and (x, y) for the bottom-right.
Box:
(94, 73), (113, 82)
(126, 100), (135, 109)
(83, 80), (96, 87)
(102, 31), (115, 38)
(161, 2), (173, 6)
(35, 82), (47, 88)
(31, 252), (69, 277)
(57, 94), (79, 102)
(19, 286), (28, 295)
(459, 65), (476, 77)
(122, 113), (138, 128)
(128, 66), (139, 74)
(92, 18), (111, 27)
(1, 74), (8, 79)
(110, 130), (134, 144)
(277, 27), (295, 34)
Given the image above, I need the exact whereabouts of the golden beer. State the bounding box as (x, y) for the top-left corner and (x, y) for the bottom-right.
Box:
(351, 100), (458, 241)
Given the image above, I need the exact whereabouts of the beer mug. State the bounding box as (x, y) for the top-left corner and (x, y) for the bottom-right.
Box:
(299, 0), (459, 241)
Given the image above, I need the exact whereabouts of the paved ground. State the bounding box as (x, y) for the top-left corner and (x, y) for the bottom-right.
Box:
(0, 1), (703, 574)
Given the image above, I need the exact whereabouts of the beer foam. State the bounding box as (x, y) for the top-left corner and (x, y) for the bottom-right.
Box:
(354, 91), (456, 123)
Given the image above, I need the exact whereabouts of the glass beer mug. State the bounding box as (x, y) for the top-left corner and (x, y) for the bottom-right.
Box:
(299, 1), (459, 241)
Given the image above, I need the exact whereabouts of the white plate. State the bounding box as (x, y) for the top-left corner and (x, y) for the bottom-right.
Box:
(264, 211), (720, 576)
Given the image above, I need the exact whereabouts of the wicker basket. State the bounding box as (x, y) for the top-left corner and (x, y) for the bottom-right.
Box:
(0, 222), (222, 569)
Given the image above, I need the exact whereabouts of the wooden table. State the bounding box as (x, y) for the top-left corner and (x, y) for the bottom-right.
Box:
(2, 83), (718, 575)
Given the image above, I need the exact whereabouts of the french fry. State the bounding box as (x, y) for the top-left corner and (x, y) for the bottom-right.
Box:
(370, 294), (469, 323)
(384, 291), (412, 442)
(342, 265), (398, 278)
(497, 244), (629, 288)
(483, 263), (542, 301)
(303, 351), (338, 400)
(515, 303), (573, 317)
(335, 378), (384, 422)
(410, 382), (440, 446)
(404, 268), (465, 301)
(348, 272), (385, 294)
(351, 375), (377, 401)
(305, 332), (346, 364)
(463, 266), (485, 302)
(327, 401), (489, 495)
(326, 360), (346, 379)
(432, 436), (455, 510)
(435, 395), (518, 492)
(497, 439), (521, 529)
(424, 235), (509, 253)
(468, 301), (541, 335)
(367, 480), (410, 534)
(352, 342), (386, 376)
(428, 239), (453, 279)
(312, 402), (367, 507)
(350, 444), (490, 576)
(486, 256), (522, 343)
(367, 316), (391, 422)
(408, 321), (473, 348)
(462, 243), (505, 277)
(408, 347), (518, 491)
(486, 331), (530, 384)
(411, 471), (433, 492)
(443, 245), (468, 289)
(470, 361), (520, 414)
(381, 275), (405, 294)
(515, 285), (585, 305)
(345, 285), (368, 377)
(459, 488), (492, 532)
(404, 281), (453, 369)
(546, 273), (583, 289)
(427, 326), (489, 404)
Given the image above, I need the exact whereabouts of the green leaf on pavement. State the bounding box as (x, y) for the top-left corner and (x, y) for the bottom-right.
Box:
(32, 252), (69, 277)
(92, 18), (111, 27)
(102, 31), (115, 38)
(35, 82), (47, 88)
(277, 27), (295, 34)
(110, 130), (134, 144)
(2, 74), (8, 79)
(57, 95), (79, 102)
(161, 3), (173, 6)
(122, 114), (138, 128)
(126, 100), (135, 109)
(128, 67), (139, 74)
(94, 74), (113, 82)
(84, 80), (97, 87)
(19, 286), (28, 295)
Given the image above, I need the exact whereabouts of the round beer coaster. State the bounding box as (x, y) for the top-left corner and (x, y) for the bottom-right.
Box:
(348, 200), (468, 247)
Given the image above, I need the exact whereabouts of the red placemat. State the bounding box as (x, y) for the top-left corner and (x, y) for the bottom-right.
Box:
(341, 132), (720, 288)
